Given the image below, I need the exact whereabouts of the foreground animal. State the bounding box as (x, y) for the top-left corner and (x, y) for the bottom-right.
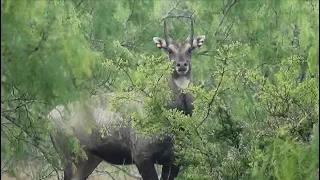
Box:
(49, 20), (205, 180)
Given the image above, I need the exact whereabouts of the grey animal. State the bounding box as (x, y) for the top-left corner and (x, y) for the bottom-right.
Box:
(49, 20), (205, 180)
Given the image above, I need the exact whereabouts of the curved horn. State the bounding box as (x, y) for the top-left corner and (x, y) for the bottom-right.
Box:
(188, 19), (194, 45)
(164, 20), (172, 44)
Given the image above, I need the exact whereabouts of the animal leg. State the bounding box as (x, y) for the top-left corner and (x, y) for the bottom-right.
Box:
(135, 161), (159, 180)
(160, 164), (180, 180)
(70, 153), (102, 180)
(64, 162), (75, 180)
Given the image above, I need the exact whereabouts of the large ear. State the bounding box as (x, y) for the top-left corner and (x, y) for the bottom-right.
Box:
(192, 35), (206, 48)
(153, 37), (167, 49)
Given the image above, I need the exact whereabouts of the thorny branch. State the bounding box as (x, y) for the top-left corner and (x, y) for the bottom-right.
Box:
(1, 153), (14, 173)
(29, 18), (55, 55)
(213, 0), (238, 37)
(119, 65), (151, 98)
(93, 169), (116, 180)
(198, 0), (238, 56)
(1, 92), (62, 175)
(121, 0), (137, 46)
(100, 164), (144, 180)
(118, 60), (174, 127)
(161, 0), (183, 21)
(196, 56), (228, 129)
(75, 0), (85, 9)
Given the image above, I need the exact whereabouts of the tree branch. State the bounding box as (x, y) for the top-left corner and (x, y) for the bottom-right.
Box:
(75, 0), (85, 9)
(107, 165), (143, 180)
(196, 58), (227, 129)
(213, 0), (238, 37)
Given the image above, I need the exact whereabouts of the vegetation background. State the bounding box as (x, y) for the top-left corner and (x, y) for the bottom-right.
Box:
(1, 0), (319, 179)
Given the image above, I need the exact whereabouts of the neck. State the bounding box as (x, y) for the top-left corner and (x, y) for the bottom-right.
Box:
(170, 70), (192, 90)
(174, 76), (190, 89)
(166, 70), (194, 116)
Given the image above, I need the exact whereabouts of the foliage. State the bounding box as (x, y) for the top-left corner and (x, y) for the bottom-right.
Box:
(1, 0), (318, 179)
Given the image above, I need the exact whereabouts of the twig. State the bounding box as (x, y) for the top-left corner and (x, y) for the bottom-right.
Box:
(75, 0), (85, 9)
(213, 0), (238, 37)
(93, 169), (117, 180)
(196, 59), (227, 129)
(108, 165), (142, 179)
(29, 17), (55, 55)
(1, 154), (14, 172)
(122, 0), (137, 43)
(161, 0), (182, 21)
(119, 65), (151, 98)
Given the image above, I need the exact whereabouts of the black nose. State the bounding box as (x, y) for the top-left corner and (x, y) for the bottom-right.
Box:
(176, 63), (188, 67)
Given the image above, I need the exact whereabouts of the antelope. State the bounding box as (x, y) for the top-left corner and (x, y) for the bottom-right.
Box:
(48, 20), (205, 180)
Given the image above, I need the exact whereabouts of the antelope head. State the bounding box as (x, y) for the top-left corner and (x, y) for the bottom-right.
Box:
(153, 20), (205, 89)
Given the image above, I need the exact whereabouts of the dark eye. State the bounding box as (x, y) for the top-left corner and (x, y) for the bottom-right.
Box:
(188, 47), (193, 52)
(167, 49), (173, 54)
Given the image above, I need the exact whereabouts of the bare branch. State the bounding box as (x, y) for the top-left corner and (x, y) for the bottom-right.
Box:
(161, 0), (182, 21)
(108, 165), (143, 180)
(75, 0), (85, 9)
(196, 58), (227, 129)
(213, 0), (237, 37)
(122, 0), (137, 44)
(203, 0), (237, 39)
(29, 17), (55, 55)
(93, 169), (117, 180)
